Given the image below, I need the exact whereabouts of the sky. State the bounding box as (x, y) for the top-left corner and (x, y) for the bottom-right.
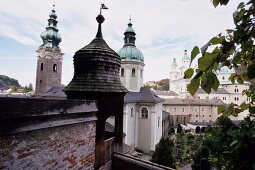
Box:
(0, 0), (242, 87)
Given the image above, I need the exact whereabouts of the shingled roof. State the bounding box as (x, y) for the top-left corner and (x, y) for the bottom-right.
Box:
(64, 14), (127, 95)
(124, 87), (164, 104)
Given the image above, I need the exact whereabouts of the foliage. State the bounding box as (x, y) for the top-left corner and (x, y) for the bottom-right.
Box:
(195, 126), (200, 134)
(10, 86), (18, 92)
(0, 75), (19, 91)
(175, 133), (202, 167)
(23, 83), (33, 93)
(200, 116), (255, 170)
(144, 79), (169, 91)
(169, 127), (175, 134)
(151, 137), (176, 168)
(192, 147), (211, 170)
(177, 124), (183, 134)
(186, 0), (255, 118)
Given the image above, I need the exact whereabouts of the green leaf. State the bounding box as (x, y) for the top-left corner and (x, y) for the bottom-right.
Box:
(237, 78), (244, 84)
(218, 105), (225, 114)
(200, 72), (219, 94)
(190, 46), (199, 66)
(219, 0), (229, 5)
(230, 140), (238, 147)
(210, 37), (221, 45)
(237, 2), (245, 9)
(247, 64), (255, 80)
(184, 68), (194, 79)
(249, 106), (255, 115)
(187, 78), (200, 96)
(198, 53), (217, 71)
(213, 0), (220, 7)
(201, 78), (212, 94)
(240, 102), (250, 110)
(211, 73), (220, 91)
(232, 52), (241, 65)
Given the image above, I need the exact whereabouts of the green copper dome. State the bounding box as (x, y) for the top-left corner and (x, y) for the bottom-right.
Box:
(118, 46), (144, 62)
(125, 23), (135, 33)
(118, 19), (144, 63)
(40, 8), (61, 49)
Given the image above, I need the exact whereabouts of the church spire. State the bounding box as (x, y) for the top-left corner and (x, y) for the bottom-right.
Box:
(40, 4), (62, 49)
(124, 18), (136, 46)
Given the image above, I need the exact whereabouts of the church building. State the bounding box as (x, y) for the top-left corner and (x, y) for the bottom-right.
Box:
(117, 20), (163, 153)
(35, 7), (64, 95)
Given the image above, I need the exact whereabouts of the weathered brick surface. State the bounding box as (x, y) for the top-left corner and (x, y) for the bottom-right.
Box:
(0, 122), (96, 170)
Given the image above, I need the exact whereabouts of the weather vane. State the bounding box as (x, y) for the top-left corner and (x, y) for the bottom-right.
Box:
(53, 0), (55, 10)
(100, 3), (108, 15)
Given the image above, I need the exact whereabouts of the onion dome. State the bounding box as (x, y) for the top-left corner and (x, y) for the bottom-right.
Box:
(40, 6), (62, 49)
(117, 19), (144, 63)
(183, 50), (191, 61)
(64, 14), (128, 98)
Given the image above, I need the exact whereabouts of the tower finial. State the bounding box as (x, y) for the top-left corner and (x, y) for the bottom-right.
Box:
(53, 0), (55, 10)
(96, 4), (108, 38)
(129, 15), (131, 23)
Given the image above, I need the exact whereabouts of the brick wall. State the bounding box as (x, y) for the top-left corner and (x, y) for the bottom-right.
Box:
(0, 122), (96, 170)
(0, 98), (97, 170)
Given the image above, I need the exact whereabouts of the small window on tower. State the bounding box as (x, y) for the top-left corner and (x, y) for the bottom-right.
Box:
(132, 68), (136, 77)
(40, 80), (42, 84)
(121, 68), (124, 77)
(40, 63), (43, 71)
(53, 64), (57, 72)
(140, 70), (143, 78)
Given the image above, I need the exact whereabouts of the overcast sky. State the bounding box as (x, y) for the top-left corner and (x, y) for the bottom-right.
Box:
(0, 0), (242, 87)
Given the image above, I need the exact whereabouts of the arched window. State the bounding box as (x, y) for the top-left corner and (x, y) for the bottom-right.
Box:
(131, 107), (134, 117)
(140, 70), (143, 78)
(40, 63), (43, 71)
(53, 64), (57, 72)
(121, 68), (124, 77)
(132, 68), (136, 77)
(141, 107), (148, 118)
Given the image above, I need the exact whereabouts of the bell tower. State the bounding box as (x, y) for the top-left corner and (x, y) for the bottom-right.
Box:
(35, 5), (64, 95)
(118, 19), (145, 92)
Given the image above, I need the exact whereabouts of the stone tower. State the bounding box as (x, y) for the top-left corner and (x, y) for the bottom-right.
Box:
(35, 5), (64, 95)
(118, 19), (145, 92)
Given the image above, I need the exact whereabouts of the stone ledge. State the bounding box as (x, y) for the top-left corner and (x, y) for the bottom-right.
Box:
(0, 97), (98, 135)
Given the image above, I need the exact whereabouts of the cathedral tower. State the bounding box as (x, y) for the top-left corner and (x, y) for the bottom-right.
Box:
(35, 5), (64, 95)
(118, 19), (144, 92)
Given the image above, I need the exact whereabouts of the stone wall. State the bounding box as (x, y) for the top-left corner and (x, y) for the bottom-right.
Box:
(0, 122), (96, 170)
(0, 97), (97, 170)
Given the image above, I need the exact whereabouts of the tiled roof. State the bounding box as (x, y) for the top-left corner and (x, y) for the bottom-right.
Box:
(163, 97), (223, 106)
(154, 90), (179, 96)
(42, 85), (66, 98)
(162, 111), (170, 121)
(124, 87), (164, 104)
(196, 88), (230, 94)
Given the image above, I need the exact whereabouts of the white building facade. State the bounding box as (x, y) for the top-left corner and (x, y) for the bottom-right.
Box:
(168, 51), (250, 120)
(118, 20), (163, 153)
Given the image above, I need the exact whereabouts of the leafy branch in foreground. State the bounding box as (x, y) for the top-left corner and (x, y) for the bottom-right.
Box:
(186, 0), (255, 117)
